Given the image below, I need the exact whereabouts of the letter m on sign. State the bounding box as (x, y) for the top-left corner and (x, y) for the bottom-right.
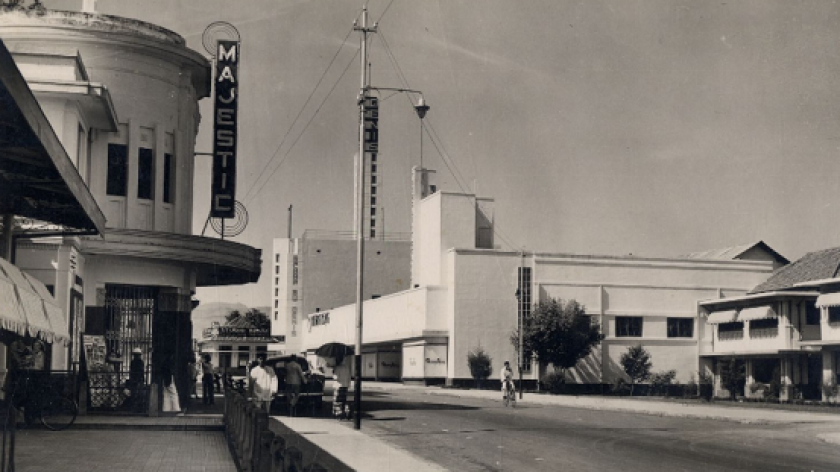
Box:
(218, 42), (237, 63)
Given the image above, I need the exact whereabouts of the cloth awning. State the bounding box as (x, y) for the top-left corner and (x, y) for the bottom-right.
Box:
(0, 257), (69, 345)
(738, 305), (777, 322)
(706, 309), (739, 324)
(816, 293), (840, 308)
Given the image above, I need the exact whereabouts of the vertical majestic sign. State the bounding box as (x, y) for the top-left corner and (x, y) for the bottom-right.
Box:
(363, 95), (379, 153)
(211, 40), (239, 218)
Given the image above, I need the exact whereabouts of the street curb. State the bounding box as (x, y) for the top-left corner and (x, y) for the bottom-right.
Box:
(362, 384), (838, 425)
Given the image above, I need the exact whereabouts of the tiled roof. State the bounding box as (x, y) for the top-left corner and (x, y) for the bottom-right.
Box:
(682, 241), (789, 264)
(226, 316), (256, 329)
(750, 246), (840, 294)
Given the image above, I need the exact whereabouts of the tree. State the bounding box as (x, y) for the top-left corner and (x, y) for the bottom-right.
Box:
(510, 298), (604, 384)
(719, 357), (744, 400)
(466, 346), (493, 389)
(620, 345), (652, 396)
(226, 308), (270, 331)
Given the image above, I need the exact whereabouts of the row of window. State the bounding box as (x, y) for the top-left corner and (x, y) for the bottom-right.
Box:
(614, 316), (694, 338)
(106, 144), (175, 203)
(806, 304), (840, 324)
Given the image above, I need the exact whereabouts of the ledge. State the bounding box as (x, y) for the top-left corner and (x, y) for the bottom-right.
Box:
(81, 228), (261, 286)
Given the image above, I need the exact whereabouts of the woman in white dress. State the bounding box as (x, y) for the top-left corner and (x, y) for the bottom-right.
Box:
(162, 362), (181, 413)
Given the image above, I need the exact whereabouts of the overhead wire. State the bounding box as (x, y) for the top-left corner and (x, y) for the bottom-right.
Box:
(242, 9), (362, 203)
(247, 48), (361, 202)
(377, 27), (521, 251)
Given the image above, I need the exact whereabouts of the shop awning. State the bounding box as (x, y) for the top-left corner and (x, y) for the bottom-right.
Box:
(0, 257), (69, 345)
(706, 309), (739, 324)
(816, 293), (840, 308)
(738, 305), (777, 322)
(0, 39), (105, 235)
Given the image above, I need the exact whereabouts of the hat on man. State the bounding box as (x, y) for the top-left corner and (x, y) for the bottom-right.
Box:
(132, 348), (142, 355)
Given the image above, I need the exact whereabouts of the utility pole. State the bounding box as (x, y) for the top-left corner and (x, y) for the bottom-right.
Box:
(518, 250), (524, 399)
(353, 5), (375, 431)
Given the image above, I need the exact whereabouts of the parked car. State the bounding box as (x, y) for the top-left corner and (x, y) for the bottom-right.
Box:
(265, 355), (325, 415)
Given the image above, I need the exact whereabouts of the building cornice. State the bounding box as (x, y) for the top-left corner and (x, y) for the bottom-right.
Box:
(80, 228), (261, 286)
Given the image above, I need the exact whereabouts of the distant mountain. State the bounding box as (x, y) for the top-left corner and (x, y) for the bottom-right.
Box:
(191, 301), (248, 340)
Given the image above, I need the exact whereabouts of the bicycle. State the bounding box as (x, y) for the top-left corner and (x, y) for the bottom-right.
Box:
(7, 370), (78, 431)
(502, 380), (516, 408)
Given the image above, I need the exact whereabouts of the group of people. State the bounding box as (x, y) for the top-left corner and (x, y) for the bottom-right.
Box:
(187, 354), (218, 406)
(247, 353), (308, 416)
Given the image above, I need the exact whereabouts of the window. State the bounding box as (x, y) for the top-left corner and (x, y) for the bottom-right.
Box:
(237, 346), (250, 367)
(751, 318), (778, 330)
(274, 311), (278, 321)
(275, 254), (279, 263)
(275, 265), (279, 274)
(371, 164), (377, 173)
(275, 277), (279, 286)
(292, 256), (299, 285)
(292, 290), (298, 302)
(371, 196), (377, 206)
(829, 306), (840, 323)
(371, 208), (376, 216)
(667, 318), (693, 338)
(274, 300), (278, 308)
(106, 144), (128, 196)
(806, 302), (821, 325)
(615, 316), (643, 337)
(370, 229), (376, 238)
(371, 186), (377, 195)
(718, 321), (744, 333)
(274, 288), (278, 296)
(163, 153), (174, 203)
(137, 148), (154, 199)
(371, 175), (377, 184)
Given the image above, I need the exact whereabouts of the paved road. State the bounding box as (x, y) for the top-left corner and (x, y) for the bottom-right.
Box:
(356, 390), (840, 471)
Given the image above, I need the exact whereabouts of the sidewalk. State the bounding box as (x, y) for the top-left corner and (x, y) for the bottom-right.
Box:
(360, 381), (840, 425)
(11, 394), (236, 472)
(270, 416), (446, 472)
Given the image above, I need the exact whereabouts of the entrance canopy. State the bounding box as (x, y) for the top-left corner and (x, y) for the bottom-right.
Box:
(0, 257), (69, 344)
(0, 39), (105, 235)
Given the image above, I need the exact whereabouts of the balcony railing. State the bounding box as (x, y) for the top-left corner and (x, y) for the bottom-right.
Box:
(718, 330), (744, 341)
(749, 327), (778, 339)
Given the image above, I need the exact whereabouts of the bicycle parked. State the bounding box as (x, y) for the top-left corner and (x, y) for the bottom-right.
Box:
(6, 370), (78, 431)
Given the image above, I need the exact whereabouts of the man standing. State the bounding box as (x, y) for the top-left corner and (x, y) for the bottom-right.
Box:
(201, 354), (215, 405)
(249, 354), (277, 414)
(284, 354), (307, 416)
(127, 348), (145, 412)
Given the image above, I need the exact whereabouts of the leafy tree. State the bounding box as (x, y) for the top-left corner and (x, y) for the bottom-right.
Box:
(466, 346), (493, 389)
(510, 298), (603, 384)
(226, 308), (270, 331)
(620, 345), (652, 396)
(719, 358), (745, 400)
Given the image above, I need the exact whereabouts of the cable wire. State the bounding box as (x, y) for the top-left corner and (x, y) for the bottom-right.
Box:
(247, 48), (361, 202)
(242, 13), (360, 203)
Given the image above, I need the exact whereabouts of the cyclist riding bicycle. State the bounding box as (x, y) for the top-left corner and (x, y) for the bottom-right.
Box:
(500, 360), (515, 400)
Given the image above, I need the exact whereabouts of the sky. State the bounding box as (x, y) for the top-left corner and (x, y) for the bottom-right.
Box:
(59, 0), (840, 307)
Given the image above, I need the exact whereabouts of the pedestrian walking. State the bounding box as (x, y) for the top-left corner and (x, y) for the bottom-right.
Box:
(187, 355), (200, 400)
(249, 354), (277, 414)
(201, 354), (215, 405)
(284, 354), (307, 416)
(332, 358), (351, 419)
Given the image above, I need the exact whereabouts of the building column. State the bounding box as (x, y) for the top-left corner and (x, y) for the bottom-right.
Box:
(780, 357), (793, 402)
(744, 359), (755, 399)
(823, 350), (838, 402)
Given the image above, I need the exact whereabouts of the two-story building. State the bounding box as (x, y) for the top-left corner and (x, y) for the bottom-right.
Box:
(700, 246), (840, 402)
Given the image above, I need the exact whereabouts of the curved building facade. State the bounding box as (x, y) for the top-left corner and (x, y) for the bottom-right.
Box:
(0, 7), (260, 411)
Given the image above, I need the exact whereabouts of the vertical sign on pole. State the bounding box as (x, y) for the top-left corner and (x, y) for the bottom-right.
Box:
(362, 96), (379, 239)
(211, 40), (239, 218)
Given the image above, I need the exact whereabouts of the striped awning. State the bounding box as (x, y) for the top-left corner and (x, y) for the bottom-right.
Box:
(738, 305), (776, 322)
(0, 258), (69, 345)
(816, 293), (840, 308)
(706, 309), (739, 324)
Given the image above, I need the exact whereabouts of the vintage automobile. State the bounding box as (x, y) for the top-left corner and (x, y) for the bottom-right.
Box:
(265, 355), (325, 415)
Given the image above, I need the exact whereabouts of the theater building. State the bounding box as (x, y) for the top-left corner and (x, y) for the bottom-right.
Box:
(289, 168), (782, 387)
(0, 5), (260, 411)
